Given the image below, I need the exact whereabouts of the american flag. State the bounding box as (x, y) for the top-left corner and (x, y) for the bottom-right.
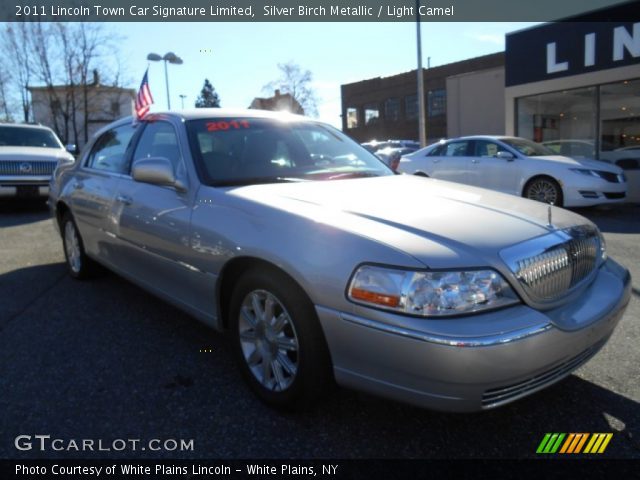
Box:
(135, 68), (154, 120)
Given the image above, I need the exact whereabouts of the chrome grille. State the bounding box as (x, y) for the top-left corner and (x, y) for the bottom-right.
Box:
(0, 160), (56, 176)
(501, 225), (601, 303)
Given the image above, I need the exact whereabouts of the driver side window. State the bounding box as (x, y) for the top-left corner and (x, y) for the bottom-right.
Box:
(474, 140), (505, 157)
(132, 121), (183, 175)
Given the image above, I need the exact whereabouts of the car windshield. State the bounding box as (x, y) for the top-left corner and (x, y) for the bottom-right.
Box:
(186, 118), (392, 186)
(500, 138), (554, 157)
(0, 126), (62, 148)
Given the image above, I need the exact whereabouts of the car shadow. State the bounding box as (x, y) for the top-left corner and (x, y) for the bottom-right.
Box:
(571, 204), (640, 234)
(0, 198), (50, 228)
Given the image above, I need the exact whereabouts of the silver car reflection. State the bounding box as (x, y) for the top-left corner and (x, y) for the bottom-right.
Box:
(49, 110), (631, 411)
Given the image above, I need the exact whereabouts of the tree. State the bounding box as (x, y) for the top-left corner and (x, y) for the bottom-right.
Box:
(194, 79), (221, 108)
(262, 62), (318, 117)
(1, 22), (125, 145)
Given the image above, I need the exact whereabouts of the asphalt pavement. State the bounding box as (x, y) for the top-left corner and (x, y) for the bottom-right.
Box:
(1, 199), (639, 460)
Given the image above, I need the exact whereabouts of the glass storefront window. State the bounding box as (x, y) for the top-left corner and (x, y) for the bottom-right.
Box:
(600, 79), (640, 169)
(516, 80), (640, 169)
(516, 87), (597, 155)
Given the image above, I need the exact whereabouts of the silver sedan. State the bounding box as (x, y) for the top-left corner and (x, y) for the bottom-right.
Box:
(49, 110), (631, 411)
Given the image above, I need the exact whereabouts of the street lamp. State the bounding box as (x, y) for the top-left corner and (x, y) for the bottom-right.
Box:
(147, 52), (183, 110)
(179, 94), (187, 109)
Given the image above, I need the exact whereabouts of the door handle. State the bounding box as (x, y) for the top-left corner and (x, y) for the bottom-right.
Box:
(116, 194), (133, 206)
(72, 181), (84, 190)
(471, 159), (479, 164)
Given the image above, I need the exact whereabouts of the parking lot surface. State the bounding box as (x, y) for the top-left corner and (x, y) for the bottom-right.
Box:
(1, 199), (639, 459)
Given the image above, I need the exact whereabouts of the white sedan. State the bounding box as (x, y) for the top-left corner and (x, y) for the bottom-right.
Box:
(398, 136), (627, 207)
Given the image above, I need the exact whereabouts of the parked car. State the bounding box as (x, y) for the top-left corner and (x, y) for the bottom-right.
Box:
(0, 123), (74, 198)
(361, 139), (420, 153)
(375, 146), (417, 171)
(399, 136), (627, 207)
(50, 111), (630, 412)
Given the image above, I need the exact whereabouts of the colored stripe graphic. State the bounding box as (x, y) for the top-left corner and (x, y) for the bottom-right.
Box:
(537, 433), (613, 454)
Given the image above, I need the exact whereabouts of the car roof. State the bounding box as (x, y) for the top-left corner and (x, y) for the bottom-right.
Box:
(150, 108), (311, 122)
(444, 135), (516, 142)
(0, 123), (55, 131)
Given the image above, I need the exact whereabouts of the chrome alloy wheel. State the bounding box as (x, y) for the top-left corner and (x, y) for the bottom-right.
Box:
(238, 289), (299, 391)
(527, 178), (560, 204)
(64, 220), (82, 274)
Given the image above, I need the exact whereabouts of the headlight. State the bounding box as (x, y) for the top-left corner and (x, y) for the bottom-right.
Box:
(598, 230), (607, 261)
(348, 265), (519, 317)
(569, 168), (604, 178)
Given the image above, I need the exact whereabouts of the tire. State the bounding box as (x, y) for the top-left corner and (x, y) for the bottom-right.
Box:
(61, 212), (99, 279)
(523, 176), (563, 206)
(229, 267), (333, 410)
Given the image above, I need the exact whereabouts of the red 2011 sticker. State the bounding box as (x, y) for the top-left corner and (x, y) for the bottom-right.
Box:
(206, 120), (250, 132)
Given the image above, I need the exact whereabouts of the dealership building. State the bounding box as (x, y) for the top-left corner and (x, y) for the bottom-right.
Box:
(341, 4), (640, 200)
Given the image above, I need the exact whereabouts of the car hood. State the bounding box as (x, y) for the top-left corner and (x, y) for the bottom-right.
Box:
(228, 175), (592, 269)
(528, 154), (621, 171)
(0, 146), (69, 161)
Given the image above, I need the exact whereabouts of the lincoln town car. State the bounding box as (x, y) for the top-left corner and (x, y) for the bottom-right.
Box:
(49, 110), (631, 411)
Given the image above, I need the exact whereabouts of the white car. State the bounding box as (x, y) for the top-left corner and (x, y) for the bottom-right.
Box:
(398, 136), (627, 207)
(0, 123), (74, 199)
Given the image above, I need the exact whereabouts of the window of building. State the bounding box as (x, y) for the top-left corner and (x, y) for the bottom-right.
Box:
(428, 89), (446, 117)
(600, 79), (640, 169)
(385, 98), (400, 122)
(516, 87), (597, 148)
(346, 107), (359, 129)
(364, 104), (380, 125)
(405, 95), (418, 120)
(110, 101), (121, 117)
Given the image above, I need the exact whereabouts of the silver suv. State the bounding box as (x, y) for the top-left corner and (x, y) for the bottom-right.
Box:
(0, 123), (74, 198)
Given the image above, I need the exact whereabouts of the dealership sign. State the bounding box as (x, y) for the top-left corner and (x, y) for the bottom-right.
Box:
(506, 21), (640, 86)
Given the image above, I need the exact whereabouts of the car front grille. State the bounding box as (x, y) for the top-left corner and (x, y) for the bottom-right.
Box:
(0, 160), (56, 176)
(604, 192), (625, 199)
(500, 225), (601, 304)
(596, 171), (623, 183)
(481, 340), (604, 409)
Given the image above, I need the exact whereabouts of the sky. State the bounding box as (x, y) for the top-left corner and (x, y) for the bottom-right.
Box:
(105, 22), (538, 127)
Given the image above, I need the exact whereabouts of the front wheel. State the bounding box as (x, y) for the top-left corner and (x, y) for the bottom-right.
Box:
(229, 268), (333, 410)
(523, 177), (563, 206)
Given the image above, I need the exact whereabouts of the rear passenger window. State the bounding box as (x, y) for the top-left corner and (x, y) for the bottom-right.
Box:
(87, 125), (135, 174)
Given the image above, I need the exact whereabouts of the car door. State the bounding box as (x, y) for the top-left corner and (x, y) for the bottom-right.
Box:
(68, 123), (136, 259)
(466, 140), (521, 195)
(108, 120), (196, 308)
(427, 140), (472, 185)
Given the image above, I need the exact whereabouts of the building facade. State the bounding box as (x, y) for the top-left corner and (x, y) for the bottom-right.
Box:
(505, 15), (640, 201)
(29, 74), (134, 149)
(341, 52), (505, 144)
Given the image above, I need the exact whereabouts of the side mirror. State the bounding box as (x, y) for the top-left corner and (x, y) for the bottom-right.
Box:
(496, 151), (515, 161)
(65, 144), (78, 154)
(132, 157), (184, 190)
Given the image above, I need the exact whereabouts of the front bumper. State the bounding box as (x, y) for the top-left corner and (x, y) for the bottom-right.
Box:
(563, 177), (627, 207)
(316, 258), (631, 412)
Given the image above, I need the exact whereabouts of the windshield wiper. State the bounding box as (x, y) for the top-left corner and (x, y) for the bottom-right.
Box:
(212, 176), (308, 187)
